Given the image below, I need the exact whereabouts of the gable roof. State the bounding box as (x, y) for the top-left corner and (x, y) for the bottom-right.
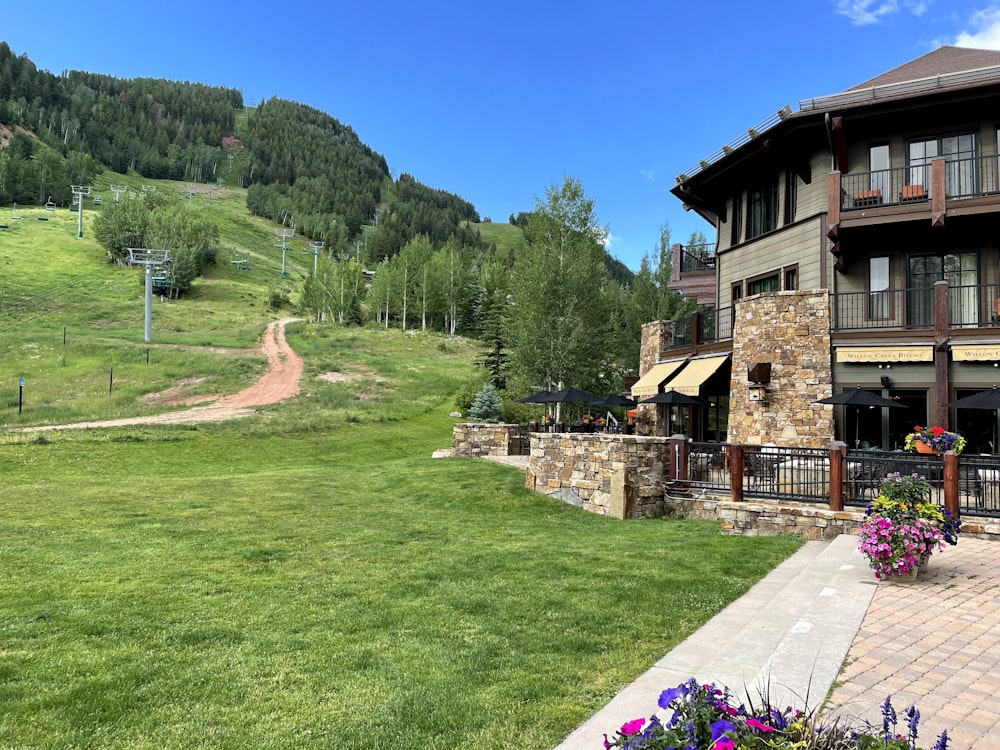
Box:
(847, 45), (1000, 90)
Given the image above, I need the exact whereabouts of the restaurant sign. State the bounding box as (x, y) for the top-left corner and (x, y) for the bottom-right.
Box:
(952, 344), (1000, 361)
(836, 346), (933, 363)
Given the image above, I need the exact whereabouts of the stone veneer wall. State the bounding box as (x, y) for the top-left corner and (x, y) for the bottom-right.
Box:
(639, 320), (672, 376)
(729, 290), (835, 448)
(452, 423), (519, 458)
(637, 320), (674, 436)
(525, 433), (670, 519)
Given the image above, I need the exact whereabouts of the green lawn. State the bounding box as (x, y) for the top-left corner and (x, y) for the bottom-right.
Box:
(0, 180), (803, 749)
(0, 409), (801, 750)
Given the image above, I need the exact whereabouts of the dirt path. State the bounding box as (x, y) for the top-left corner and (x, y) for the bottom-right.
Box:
(18, 318), (304, 433)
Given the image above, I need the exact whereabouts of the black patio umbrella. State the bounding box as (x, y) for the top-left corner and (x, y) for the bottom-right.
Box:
(546, 387), (603, 404)
(946, 386), (1000, 452)
(814, 386), (906, 409)
(815, 386), (907, 447)
(641, 390), (700, 405)
(641, 390), (701, 435)
(600, 393), (638, 408)
(517, 390), (553, 404)
(945, 386), (1000, 410)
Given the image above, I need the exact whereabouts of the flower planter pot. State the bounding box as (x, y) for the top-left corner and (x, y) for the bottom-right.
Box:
(914, 440), (938, 455)
(885, 566), (919, 584)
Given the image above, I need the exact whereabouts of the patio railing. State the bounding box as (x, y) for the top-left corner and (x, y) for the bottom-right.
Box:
(832, 283), (1000, 332)
(676, 440), (1000, 518)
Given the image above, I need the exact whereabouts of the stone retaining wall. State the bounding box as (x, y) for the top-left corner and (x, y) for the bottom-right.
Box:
(662, 491), (867, 540)
(452, 423), (519, 458)
(525, 433), (671, 519)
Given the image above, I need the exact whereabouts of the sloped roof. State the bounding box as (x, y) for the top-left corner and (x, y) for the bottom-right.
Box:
(848, 45), (1000, 90)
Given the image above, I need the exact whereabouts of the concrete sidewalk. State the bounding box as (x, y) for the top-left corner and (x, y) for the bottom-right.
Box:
(556, 535), (1000, 750)
(556, 534), (875, 749)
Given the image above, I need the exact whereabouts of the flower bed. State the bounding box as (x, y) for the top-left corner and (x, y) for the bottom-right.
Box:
(604, 678), (951, 749)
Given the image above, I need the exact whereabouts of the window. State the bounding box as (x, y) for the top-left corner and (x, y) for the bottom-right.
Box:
(783, 266), (798, 291)
(731, 193), (743, 246)
(783, 172), (798, 225)
(748, 177), (778, 239)
(907, 251), (979, 326)
(869, 257), (890, 320)
(747, 274), (779, 296)
(731, 282), (743, 305)
(907, 132), (977, 198)
(869, 144), (890, 195)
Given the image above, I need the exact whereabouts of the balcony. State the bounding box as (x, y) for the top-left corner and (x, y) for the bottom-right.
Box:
(832, 283), (1000, 332)
(669, 243), (717, 306)
(838, 154), (1000, 214)
(679, 243), (717, 273)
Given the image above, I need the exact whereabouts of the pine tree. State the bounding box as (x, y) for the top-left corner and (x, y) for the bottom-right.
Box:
(469, 384), (502, 423)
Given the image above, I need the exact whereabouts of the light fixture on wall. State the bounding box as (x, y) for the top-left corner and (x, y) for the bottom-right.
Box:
(877, 363), (892, 370)
(880, 376), (892, 388)
(748, 362), (771, 403)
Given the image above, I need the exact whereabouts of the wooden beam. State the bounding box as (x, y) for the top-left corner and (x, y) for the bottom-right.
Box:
(827, 171), (841, 240)
(831, 116), (849, 173)
(931, 158), (946, 227)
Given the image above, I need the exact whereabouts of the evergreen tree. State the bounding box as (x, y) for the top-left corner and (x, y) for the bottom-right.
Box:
(469, 384), (502, 422)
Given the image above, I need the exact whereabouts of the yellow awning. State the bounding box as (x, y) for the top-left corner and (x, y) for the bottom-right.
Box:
(666, 355), (730, 396)
(953, 344), (1000, 362)
(631, 360), (686, 398)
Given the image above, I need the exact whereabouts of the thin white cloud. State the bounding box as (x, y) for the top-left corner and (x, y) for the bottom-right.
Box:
(639, 168), (655, 182)
(954, 6), (1000, 49)
(834, 0), (928, 25)
(602, 230), (617, 249)
(835, 0), (900, 26)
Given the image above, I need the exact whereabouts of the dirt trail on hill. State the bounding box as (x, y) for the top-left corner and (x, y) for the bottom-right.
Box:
(18, 318), (303, 433)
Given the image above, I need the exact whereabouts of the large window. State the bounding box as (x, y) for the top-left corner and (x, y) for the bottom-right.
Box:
(748, 177), (778, 239)
(908, 132), (977, 198)
(907, 251), (978, 327)
(870, 144), (890, 195)
(747, 273), (779, 296)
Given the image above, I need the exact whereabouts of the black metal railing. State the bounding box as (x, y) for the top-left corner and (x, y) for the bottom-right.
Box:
(679, 243), (717, 273)
(671, 440), (1000, 519)
(832, 283), (1000, 332)
(841, 154), (1000, 212)
(701, 306), (733, 344)
(687, 442), (730, 493)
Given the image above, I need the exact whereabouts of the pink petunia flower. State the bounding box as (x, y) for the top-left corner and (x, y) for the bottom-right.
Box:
(620, 717), (646, 735)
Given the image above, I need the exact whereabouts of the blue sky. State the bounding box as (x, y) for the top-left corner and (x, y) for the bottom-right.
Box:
(6, 1), (1000, 271)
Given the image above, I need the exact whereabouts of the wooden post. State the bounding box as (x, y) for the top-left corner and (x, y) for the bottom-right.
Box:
(934, 280), (951, 430)
(829, 442), (846, 511)
(944, 451), (960, 520)
(668, 434), (689, 483)
(730, 444), (744, 502)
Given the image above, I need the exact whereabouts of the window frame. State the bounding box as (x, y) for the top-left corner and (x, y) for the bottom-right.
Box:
(747, 176), (779, 239)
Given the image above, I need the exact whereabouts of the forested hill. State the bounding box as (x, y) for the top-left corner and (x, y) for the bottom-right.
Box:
(0, 42), (489, 261)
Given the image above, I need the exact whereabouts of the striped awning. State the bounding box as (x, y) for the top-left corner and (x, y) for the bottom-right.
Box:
(666, 355), (730, 396)
(630, 360), (686, 398)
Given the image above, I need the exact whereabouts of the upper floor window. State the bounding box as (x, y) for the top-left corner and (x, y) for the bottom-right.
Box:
(907, 132), (977, 198)
(869, 144), (889, 194)
(869, 256), (890, 320)
(784, 266), (798, 291)
(731, 193), (743, 246)
(748, 178), (779, 239)
(783, 172), (798, 225)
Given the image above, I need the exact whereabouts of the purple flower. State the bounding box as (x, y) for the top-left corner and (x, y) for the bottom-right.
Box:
(658, 684), (686, 709)
(710, 719), (735, 744)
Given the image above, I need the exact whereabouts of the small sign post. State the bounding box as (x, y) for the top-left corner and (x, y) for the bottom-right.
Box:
(19, 377), (24, 414)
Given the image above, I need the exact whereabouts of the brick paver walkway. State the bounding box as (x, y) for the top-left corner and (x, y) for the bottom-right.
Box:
(825, 538), (1000, 748)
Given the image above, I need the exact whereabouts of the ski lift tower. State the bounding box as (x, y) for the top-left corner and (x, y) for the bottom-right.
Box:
(71, 185), (91, 238)
(127, 248), (170, 343)
(109, 184), (128, 203)
(275, 228), (294, 277)
(305, 241), (324, 275)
